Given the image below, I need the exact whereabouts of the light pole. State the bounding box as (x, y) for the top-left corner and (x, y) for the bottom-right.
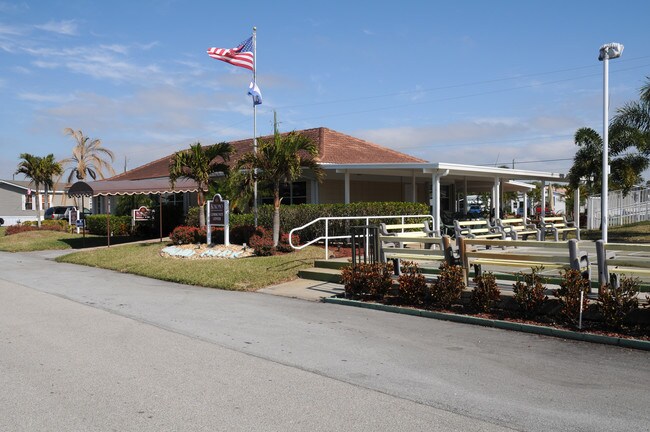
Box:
(598, 42), (624, 243)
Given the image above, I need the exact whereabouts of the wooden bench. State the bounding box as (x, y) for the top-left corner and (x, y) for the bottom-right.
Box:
(458, 238), (590, 287)
(453, 219), (506, 247)
(380, 235), (456, 275)
(496, 217), (541, 241)
(596, 240), (650, 288)
(379, 221), (433, 248)
(539, 215), (580, 241)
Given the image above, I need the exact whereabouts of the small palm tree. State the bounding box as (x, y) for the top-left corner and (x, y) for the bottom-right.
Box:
(60, 128), (115, 182)
(169, 142), (233, 228)
(235, 121), (324, 246)
(15, 153), (61, 227)
(39, 154), (63, 211)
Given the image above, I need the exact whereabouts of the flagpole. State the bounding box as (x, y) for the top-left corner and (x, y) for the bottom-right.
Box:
(253, 26), (258, 227)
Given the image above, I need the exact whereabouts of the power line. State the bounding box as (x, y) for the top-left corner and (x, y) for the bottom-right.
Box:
(277, 56), (650, 111)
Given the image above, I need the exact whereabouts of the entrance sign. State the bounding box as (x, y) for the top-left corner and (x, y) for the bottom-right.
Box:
(132, 206), (151, 221)
(207, 194), (230, 245)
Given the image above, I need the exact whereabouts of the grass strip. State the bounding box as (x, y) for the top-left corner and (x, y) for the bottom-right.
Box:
(56, 243), (323, 291)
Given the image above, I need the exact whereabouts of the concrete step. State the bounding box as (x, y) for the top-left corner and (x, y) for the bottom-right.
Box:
(298, 267), (342, 284)
(314, 258), (350, 270)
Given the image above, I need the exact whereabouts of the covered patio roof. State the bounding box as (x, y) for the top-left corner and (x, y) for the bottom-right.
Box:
(67, 178), (204, 198)
(329, 162), (565, 183)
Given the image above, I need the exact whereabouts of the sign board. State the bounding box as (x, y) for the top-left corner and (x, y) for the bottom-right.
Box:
(207, 194), (229, 245)
(132, 206), (152, 222)
(68, 208), (79, 225)
(76, 219), (85, 228)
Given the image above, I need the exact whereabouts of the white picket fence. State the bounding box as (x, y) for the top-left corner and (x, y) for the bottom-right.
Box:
(587, 186), (650, 229)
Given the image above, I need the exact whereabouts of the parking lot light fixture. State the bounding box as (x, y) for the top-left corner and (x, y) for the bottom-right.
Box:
(598, 42), (623, 243)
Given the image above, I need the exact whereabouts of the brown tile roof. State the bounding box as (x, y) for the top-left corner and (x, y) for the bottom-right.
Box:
(109, 127), (426, 181)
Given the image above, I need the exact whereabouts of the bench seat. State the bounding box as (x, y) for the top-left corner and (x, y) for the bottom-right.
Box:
(540, 216), (580, 241)
(596, 240), (650, 288)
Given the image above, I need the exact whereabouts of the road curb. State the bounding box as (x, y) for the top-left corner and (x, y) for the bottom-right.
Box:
(323, 297), (650, 351)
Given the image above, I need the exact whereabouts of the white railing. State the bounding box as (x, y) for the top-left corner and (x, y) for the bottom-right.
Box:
(289, 214), (434, 260)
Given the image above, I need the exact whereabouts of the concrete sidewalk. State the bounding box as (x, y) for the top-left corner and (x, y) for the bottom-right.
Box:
(259, 279), (344, 301)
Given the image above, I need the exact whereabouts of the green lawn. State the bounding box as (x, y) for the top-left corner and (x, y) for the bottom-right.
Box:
(0, 229), (150, 252)
(56, 243), (324, 291)
(582, 221), (650, 243)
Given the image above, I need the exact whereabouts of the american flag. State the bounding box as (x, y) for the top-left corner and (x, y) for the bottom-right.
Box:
(207, 37), (254, 71)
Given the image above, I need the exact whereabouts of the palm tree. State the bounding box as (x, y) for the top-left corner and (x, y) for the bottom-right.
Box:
(235, 119), (325, 246)
(613, 77), (650, 134)
(169, 142), (233, 228)
(60, 128), (115, 182)
(40, 154), (63, 209)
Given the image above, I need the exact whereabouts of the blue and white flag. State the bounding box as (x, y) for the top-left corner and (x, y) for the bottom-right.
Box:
(248, 80), (262, 105)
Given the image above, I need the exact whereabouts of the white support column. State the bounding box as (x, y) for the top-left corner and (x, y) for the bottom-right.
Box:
(431, 173), (440, 234)
(574, 187), (580, 228)
(430, 170), (449, 235)
(523, 193), (528, 220)
(541, 181), (547, 216)
(493, 178), (500, 220)
(344, 171), (350, 204)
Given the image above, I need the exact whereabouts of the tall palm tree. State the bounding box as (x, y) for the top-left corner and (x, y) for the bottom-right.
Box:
(235, 120), (324, 246)
(169, 142), (233, 228)
(60, 128), (115, 182)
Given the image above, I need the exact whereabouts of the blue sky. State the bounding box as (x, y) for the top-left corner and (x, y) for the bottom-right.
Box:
(1, 0), (649, 182)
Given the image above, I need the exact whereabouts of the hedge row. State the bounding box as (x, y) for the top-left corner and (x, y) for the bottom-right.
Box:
(234, 202), (430, 244)
(85, 215), (132, 236)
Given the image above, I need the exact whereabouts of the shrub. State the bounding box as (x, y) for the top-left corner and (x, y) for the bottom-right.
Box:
(185, 206), (201, 227)
(431, 263), (465, 309)
(41, 219), (68, 231)
(341, 262), (393, 300)
(233, 202), (430, 243)
(170, 226), (202, 244)
(471, 272), (501, 313)
(397, 261), (429, 306)
(554, 269), (590, 326)
(85, 215), (132, 236)
(276, 232), (300, 253)
(5, 224), (37, 236)
(230, 224), (257, 245)
(249, 227), (274, 256)
(598, 276), (641, 330)
(512, 267), (548, 318)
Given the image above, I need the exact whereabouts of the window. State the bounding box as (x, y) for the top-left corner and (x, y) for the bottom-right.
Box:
(260, 181), (307, 205)
(23, 193), (34, 210)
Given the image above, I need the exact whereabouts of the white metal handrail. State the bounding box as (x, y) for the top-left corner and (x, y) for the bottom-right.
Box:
(289, 214), (434, 260)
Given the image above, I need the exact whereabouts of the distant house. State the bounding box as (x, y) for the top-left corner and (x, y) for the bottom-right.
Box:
(0, 179), (69, 225)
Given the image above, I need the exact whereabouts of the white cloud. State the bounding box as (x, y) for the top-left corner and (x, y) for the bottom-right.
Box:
(35, 19), (78, 36)
(99, 44), (129, 55)
(18, 92), (75, 104)
(355, 114), (583, 174)
(32, 60), (59, 69)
